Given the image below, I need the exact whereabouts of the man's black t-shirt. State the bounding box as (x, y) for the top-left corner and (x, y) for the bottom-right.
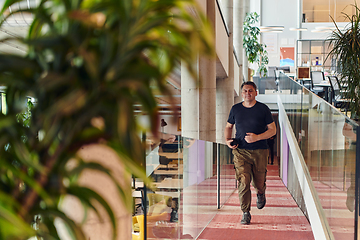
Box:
(227, 101), (274, 150)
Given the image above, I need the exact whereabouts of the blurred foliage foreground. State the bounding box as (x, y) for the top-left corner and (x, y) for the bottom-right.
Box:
(0, 0), (214, 239)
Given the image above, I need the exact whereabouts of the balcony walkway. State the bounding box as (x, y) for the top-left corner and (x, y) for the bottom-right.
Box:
(198, 164), (315, 240)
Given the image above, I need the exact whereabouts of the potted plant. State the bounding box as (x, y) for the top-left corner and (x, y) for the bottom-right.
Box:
(327, 4), (360, 117)
(0, 0), (214, 239)
(243, 12), (269, 77)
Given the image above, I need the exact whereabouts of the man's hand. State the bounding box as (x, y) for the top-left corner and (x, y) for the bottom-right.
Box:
(244, 133), (259, 143)
(226, 139), (238, 149)
(224, 122), (237, 149)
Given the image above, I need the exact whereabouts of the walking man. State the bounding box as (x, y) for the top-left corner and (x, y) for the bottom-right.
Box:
(224, 81), (276, 224)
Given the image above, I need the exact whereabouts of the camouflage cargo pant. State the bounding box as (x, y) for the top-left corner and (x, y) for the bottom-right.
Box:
(233, 148), (268, 212)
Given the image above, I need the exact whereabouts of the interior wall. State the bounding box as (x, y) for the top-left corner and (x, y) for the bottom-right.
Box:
(217, 0), (230, 28)
(216, 4), (229, 78)
(159, 115), (181, 135)
(259, 0), (353, 73)
(261, 0), (298, 72)
(303, 0), (360, 22)
(301, 21), (348, 39)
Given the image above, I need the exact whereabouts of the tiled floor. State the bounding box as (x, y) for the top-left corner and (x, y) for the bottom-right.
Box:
(197, 165), (315, 240)
(311, 180), (355, 240)
(144, 161), (355, 239)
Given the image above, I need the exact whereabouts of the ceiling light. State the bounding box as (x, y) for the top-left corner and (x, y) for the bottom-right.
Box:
(289, 28), (307, 31)
(315, 26), (336, 30)
(2, 0), (36, 27)
(311, 29), (332, 33)
(259, 26), (284, 33)
(260, 26), (284, 30)
(260, 29), (283, 33)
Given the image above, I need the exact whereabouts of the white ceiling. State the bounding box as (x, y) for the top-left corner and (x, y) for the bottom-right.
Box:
(0, 0), (37, 54)
(0, 26), (28, 54)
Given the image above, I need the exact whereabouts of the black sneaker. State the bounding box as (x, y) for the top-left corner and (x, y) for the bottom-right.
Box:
(241, 212), (251, 225)
(170, 209), (178, 222)
(257, 192), (266, 209)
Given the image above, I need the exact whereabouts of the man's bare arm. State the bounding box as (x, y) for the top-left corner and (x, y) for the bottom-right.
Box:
(244, 122), (276, 143)
(224, 122), (237, 149)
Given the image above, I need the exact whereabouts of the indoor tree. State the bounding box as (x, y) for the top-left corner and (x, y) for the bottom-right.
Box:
(0, 0), (214, 239)
(243, 12), (269, 77)
(327, 3), (360, 118)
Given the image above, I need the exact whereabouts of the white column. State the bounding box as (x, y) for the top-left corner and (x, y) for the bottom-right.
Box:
(181, 56), (216, 143)
(181, 59), (199, 140)
(243, 0), (250, 82)
(181, 0), (216, 143)
(295, 0), (302, 69)
(234, 0), (244, 86)
(199, 56), (217, 142)
(233, 0), (244, 102)
(199, 0), (216, 142)
(216, 0), (234, 144)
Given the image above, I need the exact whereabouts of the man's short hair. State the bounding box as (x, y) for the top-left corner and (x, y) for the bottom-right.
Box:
(241, 81), (257, 91)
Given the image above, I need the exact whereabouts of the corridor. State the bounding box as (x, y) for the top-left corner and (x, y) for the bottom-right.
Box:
(198, 165), (315, 240)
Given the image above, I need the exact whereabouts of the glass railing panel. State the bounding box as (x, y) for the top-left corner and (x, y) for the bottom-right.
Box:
(299, 87), (311, 167)
(252, 76), (277, 95)
(132, 133), (234, 240)
(179, 136), (198, 239)
(278, 73), (359, 240)
(182, 138), (215, 239)
(144, 134), (184, 239)
(287, 145), (309, 219)
(278, 74), (311, 222)
(289, 78), (303, 138)
(218, 143), (235, 207)
(252, 77), (278, 110)
(308, 101), (356, 239)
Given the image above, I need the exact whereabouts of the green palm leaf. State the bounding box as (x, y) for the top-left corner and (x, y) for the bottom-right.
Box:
(327, 3), (360, 117)
(0, 0), (214, 239)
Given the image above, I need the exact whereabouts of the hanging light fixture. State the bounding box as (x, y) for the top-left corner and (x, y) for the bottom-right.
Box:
(259, 26), (284, 33)
(3, 0), (36, 27)
(311, 26), (337, 33)
(289, 28), (308, 31)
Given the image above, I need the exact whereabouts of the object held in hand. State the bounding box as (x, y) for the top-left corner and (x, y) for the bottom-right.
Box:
(230, 138), (239, 146)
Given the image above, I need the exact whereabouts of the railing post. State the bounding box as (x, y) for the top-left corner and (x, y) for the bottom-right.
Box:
(217, 143), (220, 209)
(142, 132), (147, 240)
(355, 126), (360, 240)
